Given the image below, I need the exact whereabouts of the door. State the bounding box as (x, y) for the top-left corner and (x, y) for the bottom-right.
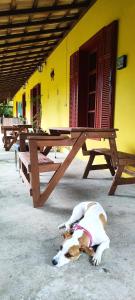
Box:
(30, 83), (41, 129)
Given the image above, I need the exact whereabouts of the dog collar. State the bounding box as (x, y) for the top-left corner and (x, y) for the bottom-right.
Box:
(73, 224), (92, 247)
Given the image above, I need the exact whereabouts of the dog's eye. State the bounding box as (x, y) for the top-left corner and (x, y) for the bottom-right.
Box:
(65, 252), (72, 258)
(60, 245), (63, 250)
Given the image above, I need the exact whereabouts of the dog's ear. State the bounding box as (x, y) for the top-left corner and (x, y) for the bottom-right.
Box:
(62, 231), (73, 239)
(80, 245), (95, 256)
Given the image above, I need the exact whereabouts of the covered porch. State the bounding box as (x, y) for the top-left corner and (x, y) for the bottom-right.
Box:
(0, 0), (135, 299)
(0, 128), (134, 299)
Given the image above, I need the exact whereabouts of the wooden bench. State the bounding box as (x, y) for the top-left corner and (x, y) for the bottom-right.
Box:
(15, 131), (51, 168)
(18, 134), (72, 207)
(82, 145), (135, 195)
(82, 147), (115, 178)
(19, 152), (59, 197)
(108, 150), (135, 195)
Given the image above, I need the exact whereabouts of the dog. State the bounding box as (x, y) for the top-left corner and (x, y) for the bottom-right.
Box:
(52, 201), (110, 267)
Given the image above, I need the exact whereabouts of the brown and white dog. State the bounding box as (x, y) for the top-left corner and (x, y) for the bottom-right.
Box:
(52, 201), (110, 267)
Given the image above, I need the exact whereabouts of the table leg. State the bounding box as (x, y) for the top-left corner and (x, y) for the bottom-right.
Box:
(38, 132), (87, 207)
(29, 140), (40, 207)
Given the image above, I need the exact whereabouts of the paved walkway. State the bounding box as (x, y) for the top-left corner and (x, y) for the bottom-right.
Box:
(0, 128), (135, 300)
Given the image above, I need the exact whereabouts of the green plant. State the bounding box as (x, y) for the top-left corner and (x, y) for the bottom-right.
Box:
(19, 115), (26, 124)
(0, 103), (13, 117)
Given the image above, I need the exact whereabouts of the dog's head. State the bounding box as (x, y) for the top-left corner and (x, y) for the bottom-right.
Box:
(52, 230), (82, 267)
(52, 231), (94, 267)
(52, 234), (81, 267)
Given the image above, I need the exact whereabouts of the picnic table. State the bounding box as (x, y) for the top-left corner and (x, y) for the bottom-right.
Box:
(1, 124), (32, 151)
(18, 127), (117, 207)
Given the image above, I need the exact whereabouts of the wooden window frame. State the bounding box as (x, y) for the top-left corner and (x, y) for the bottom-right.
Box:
(69, 20), (118, 129)
(30, 83), (41, 126)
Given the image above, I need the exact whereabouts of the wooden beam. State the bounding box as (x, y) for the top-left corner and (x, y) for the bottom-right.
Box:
(0, 35), (61, 49)
(0, 50), (47, 62)
(0, 64), (37, 74)
(0, 75), (33, 82)
(0, 27), (69, 41)
(0, 69), (34, 77)
(0, 2), (90, 17)
(0, 79), (28, 85)
(0, 15), (78, 30)
(0, 70), (33, 79)
(0, 58), (42, 68)
(0, 56), (44, 67)
(0, 43), (55, 55)
(0, 82), (25, 88)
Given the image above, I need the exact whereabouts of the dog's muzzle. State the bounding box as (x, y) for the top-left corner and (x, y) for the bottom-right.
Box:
(52, 258), (58, 265)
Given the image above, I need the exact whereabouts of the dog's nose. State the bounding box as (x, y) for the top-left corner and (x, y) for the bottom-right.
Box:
(52, 258), (58, 265)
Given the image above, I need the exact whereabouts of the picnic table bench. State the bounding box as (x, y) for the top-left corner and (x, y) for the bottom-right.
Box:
(14, 131), (51, 168)
(82, 145), (135, 196)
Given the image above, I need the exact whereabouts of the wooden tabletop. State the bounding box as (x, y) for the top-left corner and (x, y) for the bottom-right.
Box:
(49, 127), (118, 133)
(1, 124), (32, 130)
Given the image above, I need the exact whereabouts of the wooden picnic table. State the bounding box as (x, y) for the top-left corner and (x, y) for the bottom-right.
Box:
(19, 127), (118, 207)
(1, 124), (32, 151)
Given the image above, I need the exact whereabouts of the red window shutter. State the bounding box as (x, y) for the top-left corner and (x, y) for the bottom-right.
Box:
(78, 50), (89, 126)
(98, 20), (118, 128)
(69, 51), (79, 127)
(37, 83), (41, 98)
(30, 88), (33, 122)
(22, 93), (26, 118)
(16, 102), (18, 117)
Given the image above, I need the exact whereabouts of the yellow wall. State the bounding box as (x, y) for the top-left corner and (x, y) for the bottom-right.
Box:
(13, 0), (135, 156)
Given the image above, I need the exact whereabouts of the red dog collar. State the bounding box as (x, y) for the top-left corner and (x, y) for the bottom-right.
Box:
(73, 224), (92, 247)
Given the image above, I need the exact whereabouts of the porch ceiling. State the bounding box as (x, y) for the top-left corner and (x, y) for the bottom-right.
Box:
(0, 0), (96, 103)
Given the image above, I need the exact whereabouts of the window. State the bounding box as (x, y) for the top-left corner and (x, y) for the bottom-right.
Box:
(30, 83), (41, 127)
(22, 93), (26, 118)
(69, 20), (118, 128)
(16, 102), (18, 117)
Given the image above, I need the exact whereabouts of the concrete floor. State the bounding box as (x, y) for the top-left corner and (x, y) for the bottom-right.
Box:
(0, 130), (135, 300)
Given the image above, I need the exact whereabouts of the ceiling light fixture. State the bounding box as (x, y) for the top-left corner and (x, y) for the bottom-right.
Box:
(38, 64), (43, 72)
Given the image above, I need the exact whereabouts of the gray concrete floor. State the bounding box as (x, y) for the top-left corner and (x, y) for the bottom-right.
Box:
(0, 130), (135, 300)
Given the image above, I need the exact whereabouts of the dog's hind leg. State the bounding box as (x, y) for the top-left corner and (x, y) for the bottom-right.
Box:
(58, 202), (86, 230)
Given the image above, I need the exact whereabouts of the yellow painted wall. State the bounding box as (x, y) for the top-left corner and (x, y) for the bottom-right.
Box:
(13, 0), (135, 157)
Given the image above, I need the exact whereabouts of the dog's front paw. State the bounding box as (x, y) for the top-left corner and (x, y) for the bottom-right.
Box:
(58, 223), (66, 230)
(90, 253), (101, 266)
(58, 223), (70, 230)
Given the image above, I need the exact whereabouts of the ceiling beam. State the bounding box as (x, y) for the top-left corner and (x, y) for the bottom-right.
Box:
(0, 55), (45, 67)
(0, 42), (56, 55)
(0, 15), (78, 30)
(0, 73), (32, 81)
(0, 81), (25, 88)
(0, 35), (62, 49)
(0, 64), (38, 74)
(0, 68), (34, 76)
(0, 85), (26, 91)
(0, 68), (35, 77)
(0, 78), (30, 84)
(2, 76), (32, 87)
(0, 49), (47, 62)
(0, 2), (90, 17)
(0, 61), (42, 73)
(0, 27), (69, 41)
(0, 82), (28, 88)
